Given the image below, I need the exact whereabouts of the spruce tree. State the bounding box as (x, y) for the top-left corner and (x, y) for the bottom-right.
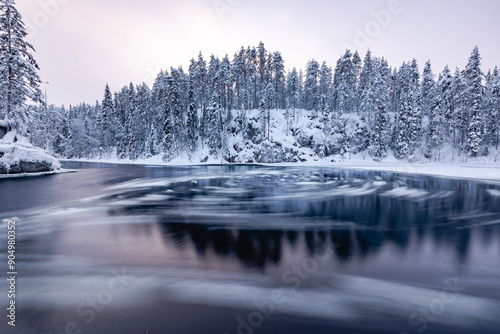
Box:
(0, 0), (43, 127)
(304, 59), (320, 111)
(286, 68), (300, 121)
(421, 60), (436, 117)
(371, 61), (390, 161)
(358, 50), (375, 131)
(100, 84), (116, 154)
(319, 62), (332, 117)
(484, 67), (499, 149)
(186, 74), (199, 160)
(207, 92), (222, 157)
(426, 93), (445, 160)
(464, 47), (484, 157)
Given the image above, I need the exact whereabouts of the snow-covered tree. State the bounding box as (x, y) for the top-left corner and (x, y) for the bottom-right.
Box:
(272, 51), (286, 109)
(319, 62), (332, 117)
(304, 59), (320, 111)
(426, 92), (445, 160)
(371, 60), (391, 161)
(286, 68), (300, 121)
(0, 0), (43, 128)
(421, 60), (436, 117)
(333, 50), (358, 115)
(358, 50), (376, 130)
(100, 84), (116, 154)
(485, 67), (500, 149)
(464, 47), (483, 157)
(186, 73), (199, 160)
(206, 92), (222, 157)
(25, 43), (500, 164)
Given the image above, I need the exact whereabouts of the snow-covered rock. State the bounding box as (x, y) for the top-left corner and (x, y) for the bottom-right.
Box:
(0, 130), (61, 174)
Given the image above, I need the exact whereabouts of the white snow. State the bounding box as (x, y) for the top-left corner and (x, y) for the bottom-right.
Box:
(58, 106), (500, 183)
(0, 129), (61, 175)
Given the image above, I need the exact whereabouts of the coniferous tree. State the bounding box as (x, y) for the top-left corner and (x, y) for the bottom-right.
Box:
(186, 73), (199, 160)
(286, 68), (300, 122)
(371, 60), (391, 161)
(451, 68), (467, 153)
(421, 60), (435, 117)
(21, 43), (500, 163)
(0, 0), (43, 129)
(162, 77), (174, 162)
(464, 47), (483, 157)
(486, 67), (500, 149)
(206, 92), (222, 157)
(170, 69), (184, 156)
(272, 51), (286, 110)
(333, 50), (357, 115)
(304, 59), (320, 111)
(100, 84), (116, 155)
(319, 62), (332, 117)
(358, 51), (375, 131)
(196, 52), (207, 110)
(439, 66), (454, 137)
(408, 59), (422, 157)
(426, 91), (445, 160)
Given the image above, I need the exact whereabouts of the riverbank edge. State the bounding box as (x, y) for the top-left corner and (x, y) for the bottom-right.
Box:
(59, 158), (500, 184)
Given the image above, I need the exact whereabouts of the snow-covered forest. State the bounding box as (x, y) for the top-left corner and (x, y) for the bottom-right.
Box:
(26, 43), (497, 163)
(1, 1), (499, 163)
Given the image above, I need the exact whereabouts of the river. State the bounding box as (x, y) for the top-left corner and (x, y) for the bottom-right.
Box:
(1, 161), (499, 334)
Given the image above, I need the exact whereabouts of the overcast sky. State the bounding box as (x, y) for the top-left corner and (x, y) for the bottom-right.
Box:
(16, 0), (500, 107)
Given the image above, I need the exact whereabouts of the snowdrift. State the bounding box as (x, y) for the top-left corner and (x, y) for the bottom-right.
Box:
(0, 130), (61, 174)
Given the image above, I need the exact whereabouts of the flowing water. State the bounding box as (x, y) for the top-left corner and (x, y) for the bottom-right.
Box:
(1, 162), (500, 334)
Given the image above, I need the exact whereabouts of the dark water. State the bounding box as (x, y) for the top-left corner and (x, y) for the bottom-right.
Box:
(1, 162), (500, 334)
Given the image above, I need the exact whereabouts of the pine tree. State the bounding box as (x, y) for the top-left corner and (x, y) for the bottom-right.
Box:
(196, 52), (207, 110)
(232, 47), (246, 110)
(395, 88), (411, 159)
(304, 59), (320, 111)
(451, 68), (467, 153)
(426, 93), (445, 160)
(162, 76), (175, 162)
(0, 0), (43, 128)
(206, 92), (222, 157)
(286, 68), (300, 122)
(219, 55), (232, 114)
(371, 61), (390, 161)
(186, 74), (199, 160)
(439, 66), (454, 137)
(421, 60), (435, 117)
(319, 62), (332, 117)
(246, 46), (258, 109)
(333, 50), (357, 115)
(464, 47), (484, 157)
(272, 51), (286, 109)
(408, 59), (422, 157)
(257, 41), (268, 94)
(467, 111), (482, 157)
(484, 67), (500, 149)
(169, 69), (184, 156)
(358, 50), (375, 130)
(129, 83), (150, 160)
(100, 84), (116, 154)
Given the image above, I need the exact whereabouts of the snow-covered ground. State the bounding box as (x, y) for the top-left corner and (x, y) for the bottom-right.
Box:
(0, 129), (61, 175)
(57, 108), (500, 183)
(61, 154), (500, 184)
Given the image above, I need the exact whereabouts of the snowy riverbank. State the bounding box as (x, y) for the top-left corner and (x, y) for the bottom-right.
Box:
(60, 155), (500, 183)
(0, 130), (61, 175)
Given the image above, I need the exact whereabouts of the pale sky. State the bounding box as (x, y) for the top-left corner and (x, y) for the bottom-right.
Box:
(16, 0), (500, 107)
